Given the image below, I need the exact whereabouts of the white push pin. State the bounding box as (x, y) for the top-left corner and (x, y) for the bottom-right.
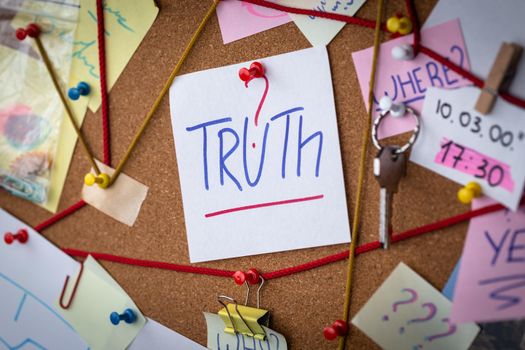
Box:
(379, 96), (406, 118)
(391, 44), (414, 61)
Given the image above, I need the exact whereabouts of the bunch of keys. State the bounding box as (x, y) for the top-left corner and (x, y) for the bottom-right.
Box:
(371, 106), (420, 249)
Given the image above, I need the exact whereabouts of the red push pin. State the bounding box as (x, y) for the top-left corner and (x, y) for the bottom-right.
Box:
(233, 270), (246, 285)
(239, 62), (265, 87)
(323, 320), (348, 341)
(15, 23), (41, 41)
(4, 229), (29, 244)
(245, 268), (261, 285)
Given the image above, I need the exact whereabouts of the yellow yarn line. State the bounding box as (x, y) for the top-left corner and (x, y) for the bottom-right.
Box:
(35, 36), (102, 175)
(108, 0), (219, 186)
(338, 0), (384, 349)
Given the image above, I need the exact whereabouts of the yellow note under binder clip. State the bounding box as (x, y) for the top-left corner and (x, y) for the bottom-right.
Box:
(217, 295), (269, 341)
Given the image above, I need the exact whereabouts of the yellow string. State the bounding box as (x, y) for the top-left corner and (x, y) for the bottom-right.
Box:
(34, 36), (102, 175)
(108, 0), (219, 186)
(337, 0), (384, 349)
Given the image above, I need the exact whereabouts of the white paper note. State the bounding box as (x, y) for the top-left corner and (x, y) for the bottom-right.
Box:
(281, 0), (367, 46)
(410, 87), (525, 210)
(129, 318), (206, 350)
(169, 47), (350, 262)
(204, 312), (287, 350)
(352, 263), (479, 350)
(0, 208), (88, 350)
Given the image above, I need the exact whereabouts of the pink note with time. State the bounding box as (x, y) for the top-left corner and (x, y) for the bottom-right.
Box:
(352, 19), (470, 139)
(435, 138), (514, 192)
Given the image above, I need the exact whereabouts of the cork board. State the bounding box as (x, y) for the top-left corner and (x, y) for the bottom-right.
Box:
(0, 0), (480, 348)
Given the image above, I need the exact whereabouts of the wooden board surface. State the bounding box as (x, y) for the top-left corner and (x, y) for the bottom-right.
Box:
(0, 0), (479, 348)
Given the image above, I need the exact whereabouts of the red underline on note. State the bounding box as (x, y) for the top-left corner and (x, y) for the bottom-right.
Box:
(204, 194), (325, 218)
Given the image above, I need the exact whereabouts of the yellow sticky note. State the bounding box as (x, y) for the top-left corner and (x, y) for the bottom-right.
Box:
(73, 0), (159, 112)
(58, 255), (147, 350)
(42, 0), (158, 213)
(81, 160), (148, 226)
(352, 262), (479, 350)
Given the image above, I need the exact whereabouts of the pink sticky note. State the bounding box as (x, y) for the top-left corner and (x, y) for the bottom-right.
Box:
(352, 19), (471, 139)
(216, 0), (292, 44)
(451, 197), (525, 323)
(434, 138), (515, 193)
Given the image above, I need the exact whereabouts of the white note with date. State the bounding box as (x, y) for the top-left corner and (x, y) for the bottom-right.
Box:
(411, 86), (525, 210)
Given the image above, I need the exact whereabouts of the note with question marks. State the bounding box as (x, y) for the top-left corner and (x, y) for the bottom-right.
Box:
(216, 0), (291, 44)
(410, 86), (525, 210)
(169, 47), (350, 262)
(451, 197), (525, 323)
(279, 0), (367, 46)
(352, 20), (470, 139)
(352, 263), (479, 350)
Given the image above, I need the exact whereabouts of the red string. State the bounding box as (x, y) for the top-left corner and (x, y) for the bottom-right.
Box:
(418, 46), (484, 87)
(33, 200), (87, 232)
(60, 202), (506, 280)
(61, 248), (236, 278)
(239, 0), (525, 110)
(96, 0), (111, 165)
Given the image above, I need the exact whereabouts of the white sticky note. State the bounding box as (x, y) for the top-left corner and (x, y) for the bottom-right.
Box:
(352, 263), (479, 350)
(82, 160), (149, 226)
(129, 318), (206, 350)
(204, 312), (287, 350)
(281, 0), (366, 46)
(58, 255), (146, 350)
(410, 87), (525, 210)
(169, 46), (350, 262)
(0, 208), (88, 350)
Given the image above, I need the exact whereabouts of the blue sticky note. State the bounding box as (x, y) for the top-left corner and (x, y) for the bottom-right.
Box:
(443, 259), (461, 301)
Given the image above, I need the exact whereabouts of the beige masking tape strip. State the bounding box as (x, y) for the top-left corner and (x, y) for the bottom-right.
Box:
(82, 160), (148, 226)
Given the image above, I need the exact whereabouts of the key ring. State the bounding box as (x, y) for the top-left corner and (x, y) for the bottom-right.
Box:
(371, 106), (421, 154)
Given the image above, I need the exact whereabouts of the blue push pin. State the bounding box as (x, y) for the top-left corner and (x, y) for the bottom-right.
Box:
(110, 308), (137, 325)
(68, 81), (90, 101)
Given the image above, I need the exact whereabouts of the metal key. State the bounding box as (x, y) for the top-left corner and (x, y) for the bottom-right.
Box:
(374, 146), (407, 249)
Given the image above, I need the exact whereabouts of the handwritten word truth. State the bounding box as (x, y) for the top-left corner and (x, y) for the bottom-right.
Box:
(186, 107), (323, 191)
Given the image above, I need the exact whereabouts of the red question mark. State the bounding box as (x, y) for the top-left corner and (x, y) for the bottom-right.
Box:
(239, 62), (269, 148)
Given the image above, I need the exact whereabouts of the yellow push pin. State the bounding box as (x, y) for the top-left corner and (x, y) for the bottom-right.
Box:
(386, 16), (413, 35)
(457, 182), (482, 204)
(397, 17), (413, 35)
(84, 173), (110, 189)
